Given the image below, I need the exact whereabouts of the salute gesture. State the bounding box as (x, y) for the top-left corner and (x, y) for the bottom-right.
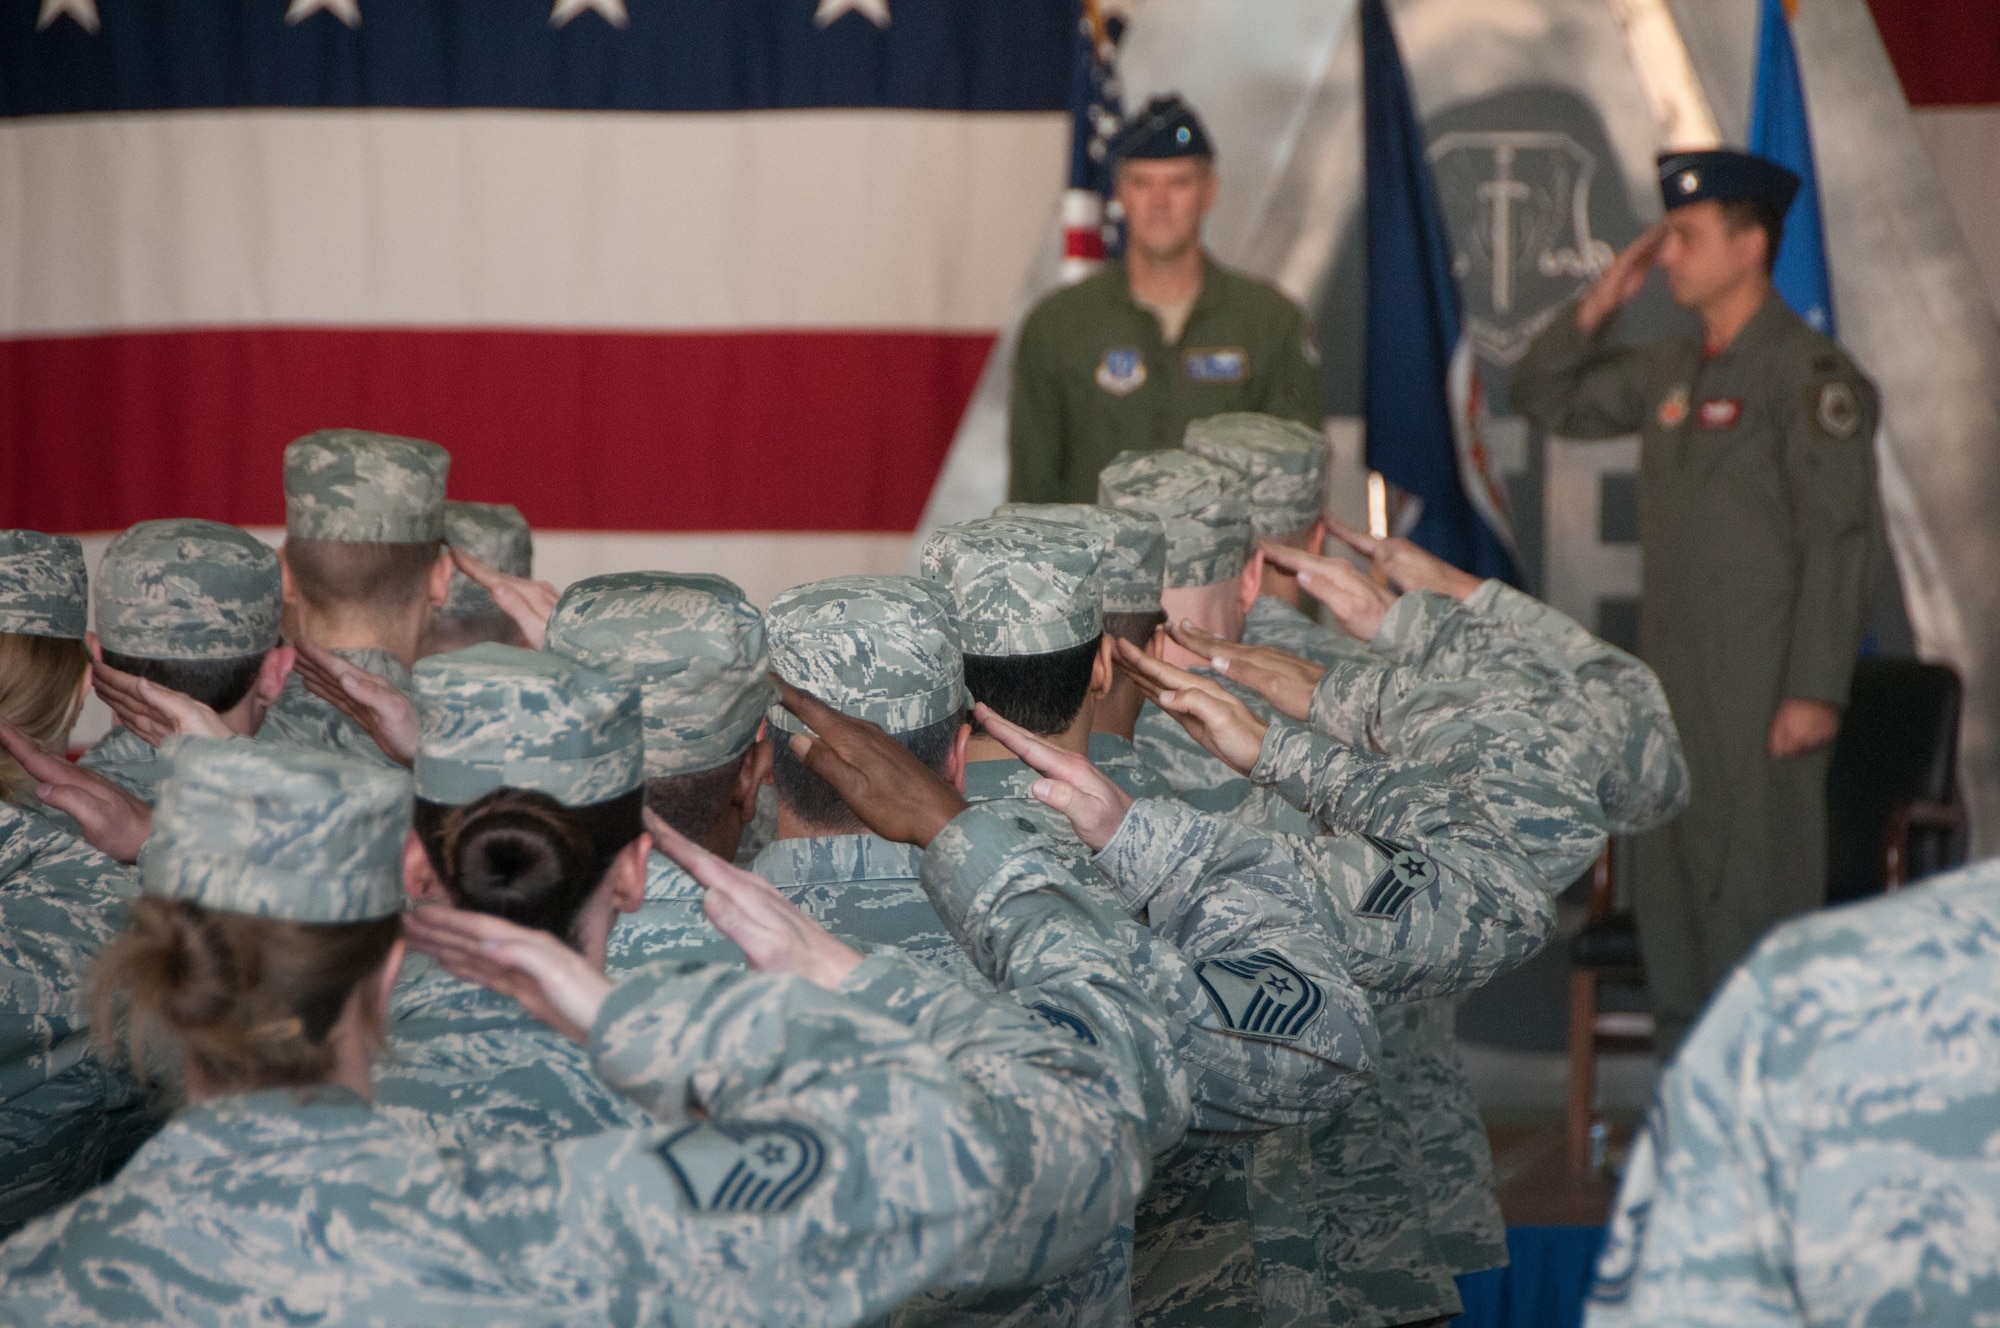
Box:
(1575, 225), (1662, 336)
(449, 547), (560, 649)
(1165, 621), (1323, 722)
(972, 702), (1133, 852)
(1320, 519), (1483, 601)
(1258, 543), (1399, 640)
(771, 676), (970, 849)
(293, 640), (420, 767)
(1111, 638), (1270, 775)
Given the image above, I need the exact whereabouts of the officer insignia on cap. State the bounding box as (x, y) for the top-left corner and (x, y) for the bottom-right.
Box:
(659, 1121), (826, 1214)
(1027, 1001), (1099, 1046)
(1097, 348), (1148, 397)
(1678, 171), (1698, 194)
(1816, 382), (1861, 439)
(1193, 951), (1325, 1041)
(1357, 834), (1435, 920)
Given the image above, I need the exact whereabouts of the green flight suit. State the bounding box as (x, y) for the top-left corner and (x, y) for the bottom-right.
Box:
(1009, 254), (1323, 503)
(1511, 294), (1884, 1052)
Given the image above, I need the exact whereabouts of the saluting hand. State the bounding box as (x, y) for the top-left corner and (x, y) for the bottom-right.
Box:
(1259, 545), (1398, 642)
(1576, 226), (1662, 336)
(88, 638), (235, 746)
(449, 548), (559, 650)
(0, 722), (153, 864)
(1166, 621), (1323, 722)
(646, 809), (864, 990)
(773, 676), (969, 849)
(972, 702), (1132, 852)
(1322, 519), (1483, 600)
(405, 906), (610, 1044)
(1113, 638), (1270, 776)
(292, 640), (418, 767)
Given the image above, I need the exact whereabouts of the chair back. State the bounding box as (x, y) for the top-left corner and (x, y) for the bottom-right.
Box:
(1826, 658), (1963, 903)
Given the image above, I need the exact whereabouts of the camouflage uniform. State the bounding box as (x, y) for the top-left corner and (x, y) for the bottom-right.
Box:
(439, 499), (532, 620)
(0, 530), (87, 643)
(79, 519), (285, 804)
(543, 570), (778, 974)
(1588, 856), (2000, 1327)
(372, 645), (648, 1148)
(1, 740), (1149, 1325)
(1244, 594), (1376, 670)
(1183, 410), (1328, 543)
(260, 429), (448, 768)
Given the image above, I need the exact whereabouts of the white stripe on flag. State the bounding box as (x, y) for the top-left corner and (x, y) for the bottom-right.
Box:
(0, 109), (1066, 337)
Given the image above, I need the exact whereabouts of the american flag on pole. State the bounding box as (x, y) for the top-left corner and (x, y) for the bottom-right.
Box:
(1, 0), (1078, 598)
(1056, 0), (1123, 286)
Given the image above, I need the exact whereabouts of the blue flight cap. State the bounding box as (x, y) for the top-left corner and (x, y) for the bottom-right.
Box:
(1657, 149), (1800, 216)
(1114, 95), (1215, 162)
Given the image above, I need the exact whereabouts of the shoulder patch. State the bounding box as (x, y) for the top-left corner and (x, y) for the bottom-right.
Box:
(659, 1121), (826, 1214)
(1357, 834), (1436, 920)
(1096, 348), (1148, 396)
(1815, 381), (1861, 439)
(1192, 950), (1325, 1041)
(1026, 1000), (1099, 1046)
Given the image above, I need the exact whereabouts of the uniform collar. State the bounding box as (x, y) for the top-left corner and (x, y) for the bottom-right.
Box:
(1087, 731), (1139, 767)
(752, 833), (926, 888)
(1703, 289), (1790, 363)
(962, 756), (1041, 803)
(146, 1086), (388, 1164)
(1112, 251), (1222, 319)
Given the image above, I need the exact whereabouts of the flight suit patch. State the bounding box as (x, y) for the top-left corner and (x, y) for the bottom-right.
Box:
(1357, 833), (1435, 919)
(1096, 348), (1147, 396)
(1696, 398), (1742, 430)
(1192, 951), (1325, 1041)
(1816, 382), (1861, 438)
(1182, 347), (1248, 383)
(659, 1121), (826, 1214)
(1657, 385), (1689, 428)
(1026, 1001), (1099, 1046)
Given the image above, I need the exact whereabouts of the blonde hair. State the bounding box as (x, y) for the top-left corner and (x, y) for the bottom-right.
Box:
(0, 631), (90, 805)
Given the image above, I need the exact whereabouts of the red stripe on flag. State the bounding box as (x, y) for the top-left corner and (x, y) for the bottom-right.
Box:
(1, 328), (994, 534)
(1868, 0), (2000, 107)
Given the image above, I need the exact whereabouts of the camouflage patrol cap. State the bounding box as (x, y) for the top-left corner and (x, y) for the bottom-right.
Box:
(995, 503), (1167, 614)
(1184, 413), (1328, 537)
(94, 520), (282, 661)
(1097, 450), (1252, 589)
(284, 429), (450, 543)
(413, 643), (644, 807)
(0, 530), (87, 640)
(544, 571), (775, 778)
(921, 517), (1104, 657)
(440, 502), (533, 620)
(142, 739), (409, 923)
(765, 575), (968, 737)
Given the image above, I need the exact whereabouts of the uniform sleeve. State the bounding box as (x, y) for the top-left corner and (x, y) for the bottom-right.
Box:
(1258, 301), (1325, 429)
(1007, 306), (1069, 504)
(1250, 720), (1556, 1002)
(536, 958), (1144, 1325)
(1586, 966), (1801, 1328)
(919, 805), (1191, 1153)
(1509, 304), (1656, 440)
(1777, 368), (1883, 707)
(1087, 797), (1379, 1130)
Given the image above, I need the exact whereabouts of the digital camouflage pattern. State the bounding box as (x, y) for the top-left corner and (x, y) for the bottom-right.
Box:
(142, 738), (410, 924)
(1243, 593), (1376, 669)
(1183, 412), (1328, 538)
(0, 530), (87, 640)
(77, 725), (171, 806)
(0, 798), (156, 1237)
(764, 575), (969, 737)
(1088, 731), (1175, 800)
(0, 947), (1147, 1327)
(413, 643), (644, 808)
(1097, 450), (1252, 589)
(921, 516), (1105, 657)
(258, 646), (416, 770)
(92, 519), (282, 661)
(439, 500), (532, 619)
(995, 503), (1168, 614)
(283, 428), (450, 542)
(1589, 857), (2000, 1328)
(545, 571), (774, 778)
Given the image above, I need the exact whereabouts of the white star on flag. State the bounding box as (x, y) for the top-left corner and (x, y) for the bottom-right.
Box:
(814, 0), (890, 28)
(36, 0), (101, 33)
(285, 0), (362, 26)
(550, 0), (629, 28)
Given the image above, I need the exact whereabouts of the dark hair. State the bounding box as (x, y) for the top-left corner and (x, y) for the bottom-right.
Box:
(413, 787), (643, 947)
(1719, 198), (1786, 275)
(770, 710), (964, 834)
(962, 635), (1102, 737)
(419, 613), (527, 655)
(1102, 610), (1167, 652)
(100, 649), (269, 716)
(284, 538), (442, 615)
(89, 897), (402, 1093)
(644, 750), (750, 843)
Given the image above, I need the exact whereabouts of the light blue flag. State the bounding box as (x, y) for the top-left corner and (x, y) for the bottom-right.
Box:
(1749, 0), (1836, 335)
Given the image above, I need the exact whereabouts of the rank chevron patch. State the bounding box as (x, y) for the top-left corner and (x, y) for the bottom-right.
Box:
(659, 1120), (826, 1214)
(1027, 1000), (1099, 1046)
(1357, 834), (1436, 920)
(1192, 951), (1326, 1042)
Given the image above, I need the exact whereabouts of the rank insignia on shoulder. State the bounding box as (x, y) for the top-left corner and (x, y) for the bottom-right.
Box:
(1357, 833), (1435, 920)
(1816, 381), (1860, 438)
(1097, 348), (1148, 396)
(1193, 950), (1325, 1041)
(1182, 347), (1248, 383)
(1027, 1000), (1099, 1046)
(1696, 398), (1742, 430)
(659, 1120), (826, 1214)
(1656, 385), (1689, 428)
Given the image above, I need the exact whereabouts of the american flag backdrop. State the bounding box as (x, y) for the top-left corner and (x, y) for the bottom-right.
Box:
(1, 0), (1079, 600)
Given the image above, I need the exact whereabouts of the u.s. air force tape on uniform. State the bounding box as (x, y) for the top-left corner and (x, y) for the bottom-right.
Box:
(657, 1120), (828, 1215)
(1191, 951), (1326, 1041)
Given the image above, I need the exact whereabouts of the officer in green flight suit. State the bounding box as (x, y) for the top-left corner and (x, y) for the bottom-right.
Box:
(1008, 96), (1324, 504)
